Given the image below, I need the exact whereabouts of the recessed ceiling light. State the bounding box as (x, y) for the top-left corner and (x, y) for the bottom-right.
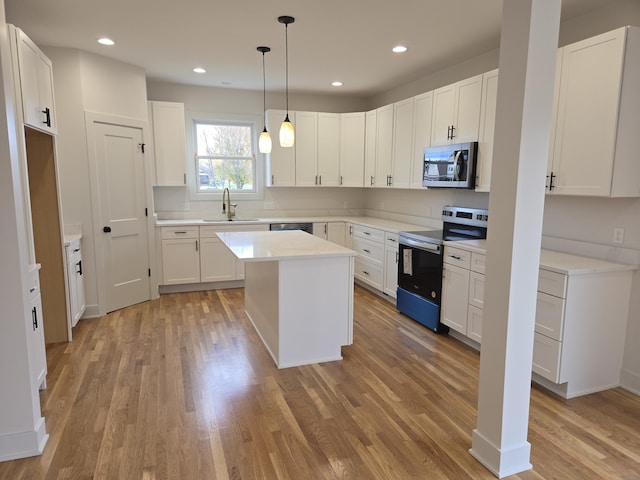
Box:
(392, 45), (407, 53)
(193, 67), (206, 74)
(97, 38), (115, 46)
(332, 81), (343, 87)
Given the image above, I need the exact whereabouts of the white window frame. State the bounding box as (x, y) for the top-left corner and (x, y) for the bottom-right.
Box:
(186, 110), (264, 201)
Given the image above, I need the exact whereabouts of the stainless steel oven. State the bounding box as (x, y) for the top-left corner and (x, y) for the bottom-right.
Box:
(396, 206), (488, 332)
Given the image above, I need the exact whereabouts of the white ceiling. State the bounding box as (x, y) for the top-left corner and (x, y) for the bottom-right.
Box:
(5, 0), (615, 97)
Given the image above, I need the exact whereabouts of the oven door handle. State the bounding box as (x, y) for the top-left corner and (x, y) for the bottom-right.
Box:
(400, 237), (441, 252)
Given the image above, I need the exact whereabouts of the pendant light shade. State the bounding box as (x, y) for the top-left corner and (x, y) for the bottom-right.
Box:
(257, 46), (272, 153)
(278, 15), (295, 148)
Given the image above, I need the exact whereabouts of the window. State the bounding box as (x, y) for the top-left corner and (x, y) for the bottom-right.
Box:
(194, 121), (256, 193)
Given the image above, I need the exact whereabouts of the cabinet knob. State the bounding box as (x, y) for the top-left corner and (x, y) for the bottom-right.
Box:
(103, 226), (112, 233)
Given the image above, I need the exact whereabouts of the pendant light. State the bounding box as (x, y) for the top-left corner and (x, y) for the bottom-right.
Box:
(257, 46), (272, 154)
(278, 15), (295, 147)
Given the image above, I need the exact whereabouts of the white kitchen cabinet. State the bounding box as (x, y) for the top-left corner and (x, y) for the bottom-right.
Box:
(390, 98), (415, 188)
(27, 265), (47, 391)
(475, 68), (499, 192)
(339, 112), (365, 187)
(328, 222), (346, 246)
(11, 25), (57, 134)
(313, 222), (328, 239)
(431, 74), (482, 146)
(148, 101), (187, 186)
(295, 111), (319, 186)
(364, 109), (377, 187)
(161, 227), (200, 285)
(410, 91), (433, 189)
(441, 263), (470, 334)
(373, 104), (394, 187)
(383, 232), (399, 298)
(547, 26), (640, 197)
(352, 225), (385, 290)
(317, 113), (340, 186)
(345, 223), (354, 250)
(266, 110), (296, 186)
(65, 237), (86, 327)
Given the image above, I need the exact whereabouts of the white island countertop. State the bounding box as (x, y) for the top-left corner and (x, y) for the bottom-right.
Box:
(217, 230), (356, 262)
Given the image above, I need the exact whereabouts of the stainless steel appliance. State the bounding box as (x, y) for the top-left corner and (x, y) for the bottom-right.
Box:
(423, 142), (478, 189)
(396, 205), (488, 332)
(269, 222), (313, 234)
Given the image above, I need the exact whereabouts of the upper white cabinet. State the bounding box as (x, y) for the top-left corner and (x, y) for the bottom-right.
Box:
(148, 101), (187, 186)
(431, 74), (482, 146)
(364, 109), (377, 187)
(374, 104), (394, 187)
(339, 112), (365, 187)
(410, 91), (433, 189)
(475, 69), (499, 192)
(547, 26), (640, 197)
(11, 26), (57, 134)
(266, 109), (296, 186)
(390, 97), (415, 188)
(317, 113), (341, 186)
(294, 111), (319, 186)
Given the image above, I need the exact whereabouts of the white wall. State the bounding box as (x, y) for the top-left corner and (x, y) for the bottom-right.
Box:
(43, 48), (148, 315)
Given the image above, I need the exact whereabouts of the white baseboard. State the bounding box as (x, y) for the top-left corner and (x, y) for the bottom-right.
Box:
(0, 417), (48, 462)
(620, 368), (640, 395)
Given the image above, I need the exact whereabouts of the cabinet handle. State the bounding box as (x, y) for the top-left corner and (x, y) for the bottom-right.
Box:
(370, 176), (374, 186)
(395, 251), (399, 263)
(363, 270), (370, 276)
(195, 240), (199, 252)
(32, 306), (38, 330)
(73, 248), (80, 253)
(29, 287), (36, 293)
(271, 174), (275, 185)
(183, 173), (186, 185)
(363, 231), (371, 236)
(387, 175), (392, 186)
(315, 175), (318, 185)
(449, 255), (461, 260)
(77, 260), (83, 276)
(324, 224), (327, 235)
(340, 176), (343, 186)
(42, 107), (51, 127)
(549, 172), (556, 191)
(450, 125), (455, 140)
(175, 231), (187, 235)
(319, 175), (322, 186)
(447, 125), (451, 140)
(363, 249), (371, 253)
(349, 225), (353, 235)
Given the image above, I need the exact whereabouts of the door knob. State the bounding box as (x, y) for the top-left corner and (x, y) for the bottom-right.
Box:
(103, 226), (112, 233)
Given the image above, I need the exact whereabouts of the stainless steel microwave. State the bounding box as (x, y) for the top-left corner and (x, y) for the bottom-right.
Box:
(423, 142), (478, 189)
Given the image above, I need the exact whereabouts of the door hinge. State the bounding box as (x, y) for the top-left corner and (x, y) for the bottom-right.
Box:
(148, 268), (151, 277)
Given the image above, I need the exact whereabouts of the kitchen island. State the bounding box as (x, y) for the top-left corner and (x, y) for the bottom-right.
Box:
(216, 230), (356, 368)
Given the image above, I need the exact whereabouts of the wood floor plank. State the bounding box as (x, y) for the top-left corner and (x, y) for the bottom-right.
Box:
(1, 286), (639, 479)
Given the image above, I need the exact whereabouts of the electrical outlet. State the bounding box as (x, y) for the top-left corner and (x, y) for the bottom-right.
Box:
(264, 201), (274, 210)
(613, 227), (625, 244)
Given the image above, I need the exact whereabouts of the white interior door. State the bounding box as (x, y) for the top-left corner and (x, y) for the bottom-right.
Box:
(91, 120), (150, 312)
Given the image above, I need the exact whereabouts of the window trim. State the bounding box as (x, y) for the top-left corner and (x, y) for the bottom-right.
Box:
(185, 110), (265, 201)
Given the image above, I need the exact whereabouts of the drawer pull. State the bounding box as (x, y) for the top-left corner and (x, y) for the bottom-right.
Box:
(449, 255), (461, 260)
(175, 231), (187, 234)
(29, 287), (36, 293)
(73, 248), (80, 253)
(363, 232), (371, 236)
(363, 249), (371, 253)
(363, 270), (370, 275)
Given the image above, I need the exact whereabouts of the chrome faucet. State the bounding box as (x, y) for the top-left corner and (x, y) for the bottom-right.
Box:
(222, 187), (237, 220)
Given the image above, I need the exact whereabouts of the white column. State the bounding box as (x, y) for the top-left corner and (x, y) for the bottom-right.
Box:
(469, 0), (561, 477)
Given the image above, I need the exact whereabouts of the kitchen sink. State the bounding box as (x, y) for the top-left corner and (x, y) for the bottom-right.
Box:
(202, 218), (260, 222)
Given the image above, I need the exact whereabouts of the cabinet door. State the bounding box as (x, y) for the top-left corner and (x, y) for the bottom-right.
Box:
(266, 110), (296, 186)
(339, 112), (365, 187)
(364, 109), (377, 187)
(391, 98), (414, 188)
(476, 69), (499, 192)
(68, 250), (86, 327)
(533, 333), (562, 382)
(327, 222), (346, 246)
(383, 246), (398, 298)
(28, 293), (47, 390)
(410, 92), (433, 188)
(200, 237), (236, 282)
(548, 29), (626, 196)
(344, 223), (354, 249)
(374, 104), (394, 187)
(317, 113), (340, 186)
(74, 257), (86, 325)
(162, 238), (200, 284)
(150, 101), (187, 186)
(313, 222), (328, 239)
(431, 84), (456, 146)
(295, 111), (318, 186)
(453, 74), (482, 143)
(468, 271), (485, 309)
(467, 304), (483, 344)
(535, 292), (565, 341)
(441, 263), (469, 334)
(16, 29), (56, 134)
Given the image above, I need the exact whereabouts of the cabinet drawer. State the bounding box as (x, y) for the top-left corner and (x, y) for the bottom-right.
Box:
(467, 304), (483, 344)
(385, 232), (399, 247)
(354, 258), (383, 290)
(353, 224), (384, 243)
(353, 237), (384, 264)
(443, 246), (471, 269)
(535, 292), (565, 341)
(161, 226), (199, 239)
(200, 224), (268, 237)
(532, 332), (561, 383)
(470, 252), (486, 274)
(538, 269), (567, 298)
(468, 271), (485, 309)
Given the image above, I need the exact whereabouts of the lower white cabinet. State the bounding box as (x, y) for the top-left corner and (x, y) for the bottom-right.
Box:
(313, 222), (328, 239)
(383, 232), (399, 298)
(27, 265), (46, 391)
(353, 225), (385, 290)
(65, 237), (86, 327)
(314, 221), (346, 244)
(161, 227), (200, 285)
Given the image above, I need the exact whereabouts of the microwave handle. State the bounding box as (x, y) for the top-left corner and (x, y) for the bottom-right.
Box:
(453, 150), (463, 180)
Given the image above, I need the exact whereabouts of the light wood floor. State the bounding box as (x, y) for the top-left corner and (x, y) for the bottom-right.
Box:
(2, 286), (639, 479)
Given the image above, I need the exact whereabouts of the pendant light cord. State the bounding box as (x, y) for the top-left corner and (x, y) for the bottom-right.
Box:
(285, 23), (289, 115)
(262, 51), (267, 129)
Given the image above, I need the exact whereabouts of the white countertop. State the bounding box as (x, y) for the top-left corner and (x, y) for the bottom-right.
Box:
(156, 216), (426, 234)
(64, 233), (82, 246)
(216, 230), (357, 262)
(445, 239), (637, 275)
